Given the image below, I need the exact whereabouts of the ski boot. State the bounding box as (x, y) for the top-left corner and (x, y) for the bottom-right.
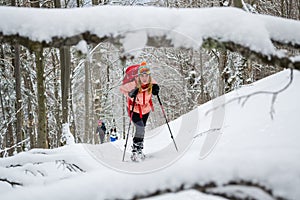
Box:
(130, 142), (145, 162)
(136, 141), (145, 160)
(130, 145), (139, 162)
(137, 148), (145, 161)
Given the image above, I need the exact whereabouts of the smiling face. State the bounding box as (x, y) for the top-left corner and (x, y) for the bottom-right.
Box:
(139, 74), (150, 84)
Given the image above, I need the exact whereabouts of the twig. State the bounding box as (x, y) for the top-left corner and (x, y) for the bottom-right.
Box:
(193, 128), (221, 139)
(56, 160), (85, 172)
(0, 178), (22, 187)
(0, 138), (30, 155)
(205, 69), (294, 119)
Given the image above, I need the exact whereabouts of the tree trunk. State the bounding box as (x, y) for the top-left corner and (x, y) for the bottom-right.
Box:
(50, 50), (61, 147)
(281, 0), (285, 17)
(120, 57), (126, 139)
(244, 59), (253, 84)
(6, 113), (14, 156)
(60, 46), (71, 124)
(93, 64), (101, 119)
(4, 92), (14, 156)
(28, 99), (35, 149)
(30, 0), (39, 8)
(13, 43), (23, 153)
(0, 45), (6, 151)
(35, 46), (48, 149)
(70, 65), (77, 142)
(298, 0), (300, 20)
(76, 0), (80, 7)
(54, 0), (61, 8)
(0, 61), (8, 154)
(287, 0), (292, 17)
(218, 49), (227, 96)
(199, 48), (205, 104)
(23, 63), (36, 149)
(84, 60), (90, 143)
(92, 0), (99, 6)
(233, 0), (243, 8)
(99, 0), (109, 5)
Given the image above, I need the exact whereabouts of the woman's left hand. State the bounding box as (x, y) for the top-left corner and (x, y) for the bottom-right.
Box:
(152, 84), (159, 95)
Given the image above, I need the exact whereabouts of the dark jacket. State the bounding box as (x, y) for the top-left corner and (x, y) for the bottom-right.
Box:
(101, 123), (106, 133)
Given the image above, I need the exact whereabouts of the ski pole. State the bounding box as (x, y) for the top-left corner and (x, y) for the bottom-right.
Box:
(122, 95), (137, 161)
(157, 94), (178, 152)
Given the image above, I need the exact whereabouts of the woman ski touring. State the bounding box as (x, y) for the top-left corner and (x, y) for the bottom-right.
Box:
(120, 62), (159, 161)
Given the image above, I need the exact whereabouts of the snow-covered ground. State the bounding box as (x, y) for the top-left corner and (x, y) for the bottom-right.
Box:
(0, 69), (299, 200)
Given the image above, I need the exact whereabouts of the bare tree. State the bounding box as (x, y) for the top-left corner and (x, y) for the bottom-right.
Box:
(60, 47), (71, 125)
(84, 59), (90, 143)
(12, 43), (23, 153)
(0, 45), (15, 156)
(35, 45), (48, 149)
(23, 63), (36, 149)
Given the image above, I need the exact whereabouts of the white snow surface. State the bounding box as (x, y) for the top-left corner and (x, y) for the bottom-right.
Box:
(1, 6), (300, 57)
(0, 69), (299, 200)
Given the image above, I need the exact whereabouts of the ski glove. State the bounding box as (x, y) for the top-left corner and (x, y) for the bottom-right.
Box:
(128, 88), (139, 98)
(152, 84), (160, 95)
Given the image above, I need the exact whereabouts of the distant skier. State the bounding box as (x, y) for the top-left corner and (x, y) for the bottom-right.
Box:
(120, 62), (160, 161)
(110, 127), (118, 142)
(96, 120), (106, 144)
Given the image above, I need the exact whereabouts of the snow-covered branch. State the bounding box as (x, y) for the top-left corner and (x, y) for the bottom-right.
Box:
(1, 6), (300, 70)
(1, 31), (299, 70)
(130, 179), (281, 200)
(203, 39), (300, 70)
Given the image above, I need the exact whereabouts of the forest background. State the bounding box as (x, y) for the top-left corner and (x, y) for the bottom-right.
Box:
(0, 0), (299, 156)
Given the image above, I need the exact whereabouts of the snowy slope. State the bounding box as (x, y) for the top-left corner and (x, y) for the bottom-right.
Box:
(0, 69), (299, 200)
